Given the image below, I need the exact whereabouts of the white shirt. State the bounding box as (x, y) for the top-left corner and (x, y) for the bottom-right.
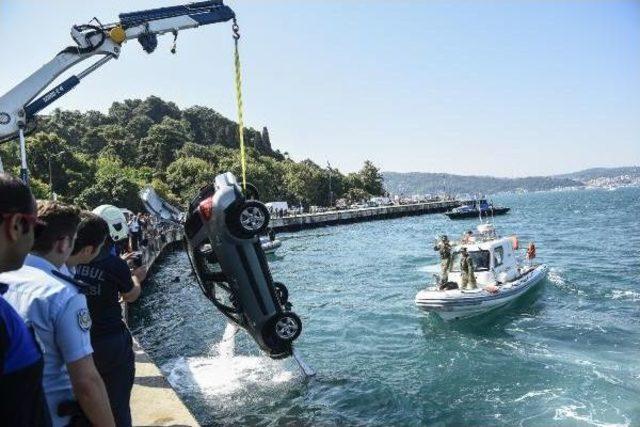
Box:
(0, 254), (93, 427)
(129, 218), (140, 233)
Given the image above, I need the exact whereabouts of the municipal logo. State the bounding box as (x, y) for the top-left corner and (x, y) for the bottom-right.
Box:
(77, 308), (92, 331)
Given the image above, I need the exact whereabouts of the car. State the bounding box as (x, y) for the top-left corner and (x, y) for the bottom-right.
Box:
(183, 172), (302, 359)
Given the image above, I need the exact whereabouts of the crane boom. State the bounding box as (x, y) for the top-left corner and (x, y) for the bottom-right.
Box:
(0, 1), (235, 144)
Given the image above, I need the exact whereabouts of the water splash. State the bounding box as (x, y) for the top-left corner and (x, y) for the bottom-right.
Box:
(164, 322), (296, 400)
(211, 322), (239, 358)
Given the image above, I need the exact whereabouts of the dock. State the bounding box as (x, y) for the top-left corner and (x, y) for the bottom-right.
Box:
(122, 226), (200, 426)
(270, 200), (466, 232)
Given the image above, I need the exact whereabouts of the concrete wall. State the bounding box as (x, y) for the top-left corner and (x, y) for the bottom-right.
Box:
(123, 225), (201, 426)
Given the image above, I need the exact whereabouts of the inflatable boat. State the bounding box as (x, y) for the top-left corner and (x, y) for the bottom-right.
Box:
(415, 224), (547, 320)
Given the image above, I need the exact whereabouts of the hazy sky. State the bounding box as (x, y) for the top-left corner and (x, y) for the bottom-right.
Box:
(1, 1), (639, 176)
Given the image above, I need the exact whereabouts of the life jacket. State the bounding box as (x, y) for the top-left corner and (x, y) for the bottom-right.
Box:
(511, 236), (519, 250)
(527, 243), (536, 259)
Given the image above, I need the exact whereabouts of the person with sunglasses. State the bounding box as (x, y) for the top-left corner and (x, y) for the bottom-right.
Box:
(0, 199), (114, 427)
(0, 173), (51, 426)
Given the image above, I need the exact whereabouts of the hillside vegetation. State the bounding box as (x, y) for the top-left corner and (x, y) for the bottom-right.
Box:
(0, 96), (384, 211)
(383, 172), (583, 195)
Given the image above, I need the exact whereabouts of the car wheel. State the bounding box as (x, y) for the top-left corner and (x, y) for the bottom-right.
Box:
(273, 282), (289, 305)
(273, 312), (302, 342)
(229, 201), (270, 238)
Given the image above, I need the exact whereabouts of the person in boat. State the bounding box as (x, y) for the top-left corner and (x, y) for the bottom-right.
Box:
(526, 242), (536, 266)
(461, 230), (474, 244)
(434, 235), (452, 287)
(460, 248), (477, 290)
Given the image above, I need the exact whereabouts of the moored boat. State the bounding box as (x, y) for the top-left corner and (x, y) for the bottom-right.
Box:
(445, 199), (510, 219)
(260, 235), (282, 254)
(415, 223), (547, 320)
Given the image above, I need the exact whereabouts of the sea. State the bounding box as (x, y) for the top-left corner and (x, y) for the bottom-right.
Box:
(129, 187), (640, 426)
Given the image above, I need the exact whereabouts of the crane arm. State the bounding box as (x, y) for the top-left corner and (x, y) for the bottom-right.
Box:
(0, 1), (235, 144)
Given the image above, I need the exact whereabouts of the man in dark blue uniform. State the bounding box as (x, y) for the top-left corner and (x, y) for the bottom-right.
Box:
(75, 205), (146, 427)
(0, 173), (50, 425)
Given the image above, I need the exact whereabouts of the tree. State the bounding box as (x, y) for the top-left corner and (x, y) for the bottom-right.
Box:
(356, 160), (384, 196)
(25, 132), (93, 201)
(282, 159), (328, 206)
(165, 157), (217, 202)
(11, 96), (380, 211)
(345, 188), (370, 204)
(75, 175), (142, 211)
(125, 115), (154, 141)
(182, 105), (229, 146)
(108, 99), (142, 126)
(261, 127), (271, 151)
(139, 118), (191, 169)
(80, 128), (107, 154)
(37, 109), (86, 148)
(133, 96), (181, 123)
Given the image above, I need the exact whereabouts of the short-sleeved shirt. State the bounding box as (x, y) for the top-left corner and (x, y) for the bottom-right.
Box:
(0, 284), (51, 426)
(0, 255), (93, 427)
(75, 246), (134, 338)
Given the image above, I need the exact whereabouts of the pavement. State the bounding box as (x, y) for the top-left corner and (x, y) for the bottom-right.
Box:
(130, 339), (199, 427)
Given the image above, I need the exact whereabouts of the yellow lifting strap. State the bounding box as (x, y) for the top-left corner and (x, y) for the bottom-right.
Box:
(232, 19), (247, 191)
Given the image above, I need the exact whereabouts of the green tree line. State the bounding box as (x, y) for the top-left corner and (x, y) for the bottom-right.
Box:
(0, 96), (384, 211)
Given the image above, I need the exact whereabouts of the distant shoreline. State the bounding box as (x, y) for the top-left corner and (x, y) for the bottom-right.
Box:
(383, 166), (640, 196)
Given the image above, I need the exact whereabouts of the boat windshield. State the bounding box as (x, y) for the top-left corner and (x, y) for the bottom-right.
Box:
(450, 250), (490, 272)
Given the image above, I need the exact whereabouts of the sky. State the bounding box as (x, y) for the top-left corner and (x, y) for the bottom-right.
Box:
(1, 0), (639, 177)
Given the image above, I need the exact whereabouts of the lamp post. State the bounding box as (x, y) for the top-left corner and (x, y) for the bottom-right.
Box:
(48, 151), (64, 200)
(327, 161), (333, 207)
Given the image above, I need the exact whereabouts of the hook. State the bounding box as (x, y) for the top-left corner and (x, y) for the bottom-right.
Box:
(170, 30), (178, 54)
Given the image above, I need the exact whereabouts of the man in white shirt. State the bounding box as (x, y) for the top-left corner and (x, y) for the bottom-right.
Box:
(0, 201), (114, 427)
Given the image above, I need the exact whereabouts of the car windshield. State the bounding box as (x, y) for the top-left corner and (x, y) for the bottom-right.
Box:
(450, 250), (490, 271)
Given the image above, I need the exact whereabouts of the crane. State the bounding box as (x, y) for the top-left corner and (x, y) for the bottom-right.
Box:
(0, 1), (235, 183)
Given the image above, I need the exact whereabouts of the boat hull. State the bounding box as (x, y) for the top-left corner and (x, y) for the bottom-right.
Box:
(445, 207), (510, 219)
(261, 239), (282, 254)
(415, 264), (548, 320)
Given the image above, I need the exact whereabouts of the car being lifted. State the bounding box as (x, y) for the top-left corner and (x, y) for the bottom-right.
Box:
(183, 172), (302, 359)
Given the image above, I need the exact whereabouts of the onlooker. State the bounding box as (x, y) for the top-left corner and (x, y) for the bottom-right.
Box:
(65, 212), (109, 276)
(0, 200), (114, 427)
(128, 214), (141, 251)
(75, 205), (147, 427)
(0, 173), (51, 426)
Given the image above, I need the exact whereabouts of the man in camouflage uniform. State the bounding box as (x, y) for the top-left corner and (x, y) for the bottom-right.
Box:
(460, 248), (477, 290)
(434, 235), (452, 288)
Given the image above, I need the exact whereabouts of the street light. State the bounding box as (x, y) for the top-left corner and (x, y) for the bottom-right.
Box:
(48, 151), (64, 200)
(327, 161), (333, 207)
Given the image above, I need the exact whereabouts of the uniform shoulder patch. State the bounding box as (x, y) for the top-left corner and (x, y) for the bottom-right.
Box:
(77, 308), (92, 331)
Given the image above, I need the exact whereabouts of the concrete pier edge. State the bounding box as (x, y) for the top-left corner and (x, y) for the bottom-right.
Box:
(270, 200), (467, 232)
(124, 229), (200, 427)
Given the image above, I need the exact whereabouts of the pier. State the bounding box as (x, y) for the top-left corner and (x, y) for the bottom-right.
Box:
(122, 227), (200, 426)
(270, 200), (467, 232)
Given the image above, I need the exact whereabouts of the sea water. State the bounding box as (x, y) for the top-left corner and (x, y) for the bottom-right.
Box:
(129, 187), (640, 426)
